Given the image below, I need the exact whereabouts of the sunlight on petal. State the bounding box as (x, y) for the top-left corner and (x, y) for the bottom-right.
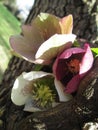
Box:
(11, 73), (32, 106)
(11, 71), (54, 106)
(32, 13), (61, 40)
(80, 44), (94, 75)
(23, 71), (53, 80)
(59, 14), (73, 34)
(36, 34), (76, 61)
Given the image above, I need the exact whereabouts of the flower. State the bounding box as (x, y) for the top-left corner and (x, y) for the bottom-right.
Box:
(10, 13), (76, 64)
(53, 43), (94, 93)
(10, 12), (96, 114)
(11, 71), (72, 112)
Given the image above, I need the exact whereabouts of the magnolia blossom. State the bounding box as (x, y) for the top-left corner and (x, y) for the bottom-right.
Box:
(10, 13), (76, 64)
(53, 43), (94, 93)
(11, 71), (72, 112)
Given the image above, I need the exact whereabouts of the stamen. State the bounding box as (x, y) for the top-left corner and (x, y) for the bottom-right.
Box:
(66, 59), (80, 74)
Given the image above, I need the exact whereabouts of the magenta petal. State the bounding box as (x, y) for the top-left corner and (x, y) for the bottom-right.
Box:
(53, 47), (85, 80)
(53, 58), (66, 80)
(64, 74), (80, 93)
(53, 43), (94, 94)
(79, 43), (94, 75)
(59, 47), (85, 59)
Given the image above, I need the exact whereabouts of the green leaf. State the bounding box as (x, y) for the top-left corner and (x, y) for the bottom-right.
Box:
(73, 40), (80, 47)
(91, 48), (98, 57)
(33, 64), (43, 71)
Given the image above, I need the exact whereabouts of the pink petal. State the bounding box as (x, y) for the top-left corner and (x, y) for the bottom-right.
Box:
(59, 14), (73, 34)
(53, 58), (66, 80)
(53, 47), (85, 80)
(10, 35), (35, 62)
(79, 43), (94, 75)
(65, 44), (94, 93)
(10, 24), (44, 63)
(64, 74), (81, 93)
(22, 24), (44, 45)
(59, 47), (85, 59)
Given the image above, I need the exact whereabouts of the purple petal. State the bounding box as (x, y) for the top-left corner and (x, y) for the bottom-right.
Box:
(53, 47), (85, 80)
(79, 43), (94, 75)
(65, 44), (94, 93)
(59, 47), (85, 59)
(53, 58), (66, 80)
(64, 74), (80, 93)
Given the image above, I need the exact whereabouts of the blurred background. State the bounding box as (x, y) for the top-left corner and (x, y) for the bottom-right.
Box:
(0, 0), (35, 82)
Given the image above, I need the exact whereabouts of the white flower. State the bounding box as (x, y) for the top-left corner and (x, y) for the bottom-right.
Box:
(11, 71), (72, 112)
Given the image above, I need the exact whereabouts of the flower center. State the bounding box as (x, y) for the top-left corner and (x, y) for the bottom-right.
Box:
(66, 59), (80, 74)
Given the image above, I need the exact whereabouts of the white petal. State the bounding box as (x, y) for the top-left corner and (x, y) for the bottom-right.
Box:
(35, 34), (76, 60)
(11, 73), (32, 106)
(22, 71), (54, 81)
(24, 99), (59, 112)
(11, 71), (54, 106)
(24, 99), (42, 112)
(54, 78), (73, 102)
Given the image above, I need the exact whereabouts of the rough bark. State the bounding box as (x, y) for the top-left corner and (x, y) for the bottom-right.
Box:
(0, 0), (97, 130)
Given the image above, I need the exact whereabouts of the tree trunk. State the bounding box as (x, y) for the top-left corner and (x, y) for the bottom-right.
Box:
(0, 0), (97, 130)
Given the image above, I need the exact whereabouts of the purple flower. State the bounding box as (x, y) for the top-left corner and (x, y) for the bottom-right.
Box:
(53, 44), (94, 93)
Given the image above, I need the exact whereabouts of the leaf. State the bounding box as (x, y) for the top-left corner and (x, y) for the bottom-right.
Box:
(73, 40), (80, 47)
(33, 64), (43, 71)
(91, 48), (98, 57)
